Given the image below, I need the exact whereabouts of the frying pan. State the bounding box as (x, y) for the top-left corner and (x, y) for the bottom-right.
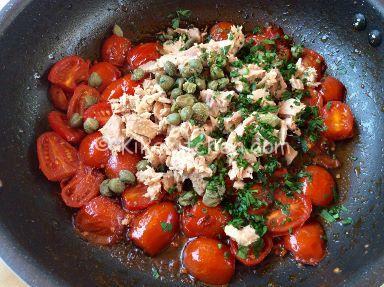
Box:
(0, 0), (383, 286)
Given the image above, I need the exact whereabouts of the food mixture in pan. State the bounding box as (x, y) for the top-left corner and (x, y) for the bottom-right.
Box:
(37, 12), (355, 285)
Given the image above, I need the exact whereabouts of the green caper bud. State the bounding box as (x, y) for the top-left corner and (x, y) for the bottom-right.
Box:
(180, 106), (193, 121)
(158, 74), (175, 91)
(88, 72), (102, 88)
(69, 113), (82, 128)
(164, 61), (177, 77)
(192, 102), (209, 122)
(108, 178), (125, 194)
(84, 95), (98, 109)
(170, 88), (182, 99)
(166, 113), (182, 125)
(195, 78), (206, 90)
(132, 68), (145, 81)
(175, 94), (195, 108)
(113, 24), (124, 37)
(210, 64), (225, 79)
(189, 59), (203, 74)
(119, 169), (136, 185)
(180, 59), (203, 78)
(100, 179), (113, 197)
(217, 78), (230, 90)
(208, 80), (219, 91)
(136, 160), (150, 171)
(83, 118), (99, 134)
(182, 81), (197, 94)
(175, 78), (185, 89)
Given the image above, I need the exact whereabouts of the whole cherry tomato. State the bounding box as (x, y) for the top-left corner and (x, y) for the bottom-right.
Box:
(126, 42), (161, 70)
(321, 101), (354, 141)
(247, 184), (272, 215)
(301, 48), (326, 81)
(105, 151), (142, 178)
(75, 196), (126, 245)
(83, 102), (112, 127)
(304, 87), (324, 109)
(48, 111), (85, 144)
(210, 22), (234, 41)
(129, 202), (179, 256)
(49, 85), (69, 111)
(183, 237), (235, 285)
(67, 84), (100, 119)
(48, 55), (89, 92)
(100, 74), (141, 102)
(121, 183), (163, 211)
(88, 62), (121, 92)
(79, 132), (111, 168)
(101, 35), (131, 67)
(319, 76), (346, 103)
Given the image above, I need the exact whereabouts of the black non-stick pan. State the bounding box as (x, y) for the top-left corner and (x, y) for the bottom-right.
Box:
(0, 0), (383, 286)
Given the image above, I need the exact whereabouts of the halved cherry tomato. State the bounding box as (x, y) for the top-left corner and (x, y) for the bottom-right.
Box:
(266, 189), (312, 236)
(319, 76), (346, 103)
(304, 87), (324, 109)
(100, 74), (141, 102)
(248, 184), (272, 215)
(181, 199), (231, 239)
(83, 102), (112, 127)
(301, 165), (335, 207)
(126, 42), (160, 70)
(321, 101), (354, 141)
(74, 196), (126, 245)
(48, 111), (85, 144)
(121, 183), (163, 211)
(229, 235), (273, 266)
(37, 132), (79, 181)
(129, 202), (179, 256)
(210, 21), (233, 41)
(301, 48), (326, 81)
(49, 85), (69, 111)
(67, 84), (100, 119)
(312, 154), (340, 169)
(105, 151), (142, 178)
(283, 221), (326, 265)
(88, 62), (121, 92)
(48, 55), (89, 92)
(60, 164), (104, 208)
(79, 132), (111, 168)
(101, 35), (132, 67)
(183, 237), (235, 285)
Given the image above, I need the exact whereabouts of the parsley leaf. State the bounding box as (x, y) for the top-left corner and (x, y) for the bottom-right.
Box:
(160, 222), (173, 232)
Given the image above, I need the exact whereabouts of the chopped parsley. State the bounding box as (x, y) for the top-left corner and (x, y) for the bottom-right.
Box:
(160, 222), (173, 232)
(151, 266), (160, 279)
(169, 9), (192, 29)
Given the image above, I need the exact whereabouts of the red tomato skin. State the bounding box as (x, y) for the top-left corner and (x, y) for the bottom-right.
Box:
(88, 62), (121, 92)
(67, 84), (100, 119)
(48, 111), (85, 144)
(60, 165), (104, 208)
(229, 235), (273, 266)
(126, 42), (161, 70)
(121, 183), (162, 211)
(210, 22), (234, 41)
(105, 151), (142, 178)
(183, 237), (235, 285)
(100, 74), (141, 102)
(79, 132), (111, 168)
(301, 165), (335, 207)
(49, 85), (69, 111)
(48, 55), (89, 92)
(301, 48), (326, 81)
(321, 101), (354, 141)
(248, 184), (272, 215)
(74, 196), (126, 245)
(83, 102), (112, 127)
(181, 199), (231, 239)
(283, 221), (326, 265)
(319, 76), (346, 103)
(37, 132), (79, 181)
(129, 202), (179, 256)
(304, 87), (324, 109)
(101, 35), (131, 67)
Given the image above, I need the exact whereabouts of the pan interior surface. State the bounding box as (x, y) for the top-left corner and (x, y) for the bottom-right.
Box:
(0, 0), (383, 286)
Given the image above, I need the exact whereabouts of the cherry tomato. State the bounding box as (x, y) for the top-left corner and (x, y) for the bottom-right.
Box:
(301, 165), (335, 207)
(48, 111), (85, 144)
(181, 199), (231, 239)
(101, 35), (131, 67)
(248, 184), (272, 215)
(283, 221), (326, 265)
(272, 168), (288, 181)
(266, 189), (312, 236)
(126, 42), (161, 70)
(304, 87), (324, 109)
(74, 196), (126, 245)
(37, 132), (79, 181)
(60, 164), (104, 208)
(48, 55), (89, 92)
(229, 235), (273, 266)
(67, 84), (100, 119)
(246, 25), (289, 50)
(321, 101), (354, 141)
(301, 48), (326, 81)
(79, 132), (111, 168)
(210, 22), (233, 41)
(277, 44), (292, 61)
(121, 183), (162, 211)
(319, 76), (346, 103)
(100, 74), (141, 102)
(129, 202), (179, 256)
(183, 237), (235, 285)
(312, 154), (340, 169)
(105, 151), (142, 178)
(246, 34), (267, 47)
(88, 62), (121, 92)
(83, 102), (112, 127)
(49, 85), (69, 111)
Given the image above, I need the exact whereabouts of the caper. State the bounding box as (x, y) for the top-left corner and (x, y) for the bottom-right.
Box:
(175, 94), (195, 108)
(180, 58), (203, 78)
(180, 106), (193, 121)
(182, 81), (197, 94)
(158, 74), (175, 91)
(113, 24), (124, 37)
(69, 113), (82, 128)
(132, 68), (145, 81)
(164, 61), (177, 77)
(210, 64), (225, 79)
(136, 160), (150, 171)
(108, 178), (125, 194)
(175, 78), (185, 89)
(188, 59), (203, 74)
(84, 95), (98, 109)
(192, 102), (209, 122)
(195, 78), (206, 90)
(88, 72), (102, 88)
(166, 113), (182, 125)
(119, 169), (136, 185)
(208, 80), (219, 91)
(100, 179), (113, 197)
(217, 77), (230, 90)
(170, 88), (182, 99)
(83, 118), (99, 134)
